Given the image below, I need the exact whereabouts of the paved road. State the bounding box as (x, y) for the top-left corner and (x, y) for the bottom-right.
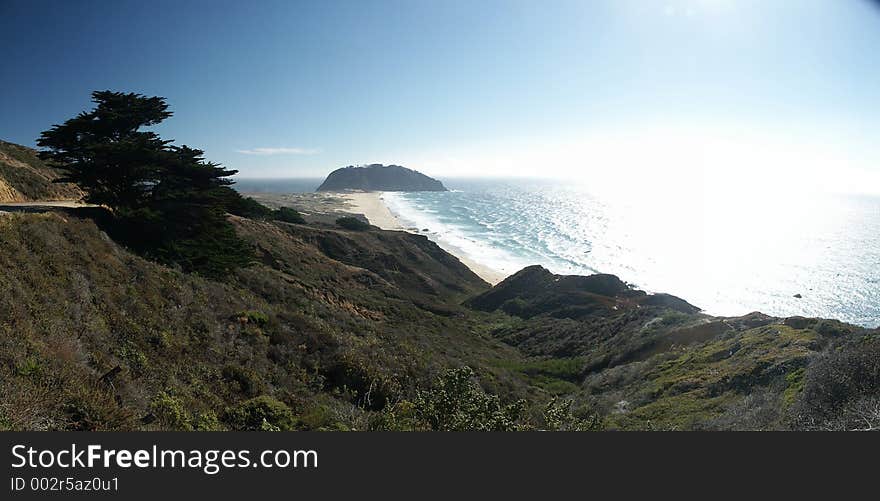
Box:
(0, 201), (97, 215)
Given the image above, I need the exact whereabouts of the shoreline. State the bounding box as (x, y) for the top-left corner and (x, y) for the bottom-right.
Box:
(341, 192), (508, 285)
(238, 190), (876, 328)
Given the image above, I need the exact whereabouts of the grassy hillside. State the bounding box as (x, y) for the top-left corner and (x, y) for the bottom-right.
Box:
(0, 209), (876, 431)
(0, 140), (82, 202)
(471, 267), (877, 430)
(0, 212), (531, 430)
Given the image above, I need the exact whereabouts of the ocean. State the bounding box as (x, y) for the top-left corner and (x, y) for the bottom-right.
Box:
(235, 177), (880, 327)
(233, 178), (323, 193)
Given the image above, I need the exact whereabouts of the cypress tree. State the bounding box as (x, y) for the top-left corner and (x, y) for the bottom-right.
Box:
(37, 91), (253, 277)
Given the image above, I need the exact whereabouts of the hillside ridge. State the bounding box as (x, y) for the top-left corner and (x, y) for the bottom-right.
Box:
(0, 140), (82, 202)
(1, 207), (875, 431)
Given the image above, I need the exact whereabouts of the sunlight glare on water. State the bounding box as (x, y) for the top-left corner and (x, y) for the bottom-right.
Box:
(382, 178), (880, 327)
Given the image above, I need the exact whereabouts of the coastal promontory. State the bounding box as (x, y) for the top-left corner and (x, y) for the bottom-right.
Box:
(316, 164), (447, 192)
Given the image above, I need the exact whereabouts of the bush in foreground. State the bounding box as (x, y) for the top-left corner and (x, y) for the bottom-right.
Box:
(224, 396), (296, 431)
(373, 367), (602, 431)
(791, 336), (880, 430)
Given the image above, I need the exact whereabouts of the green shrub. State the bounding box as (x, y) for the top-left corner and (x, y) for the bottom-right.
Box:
(0, 412), (11, 431)
(298, 403), (336, 430)
(372, 400), (419, 431)
(147, 330), (173, 350)
(792, 337), (880, 430)
(274, 207), (306, 224)
(542, 397), (603, 431)
(228, 196), (275, 219)
(224, 396), (296, 431)
(782, 368), (806, 408)
(501, 298), (527, 316)
(151, 391), (192, 430)
(194, 410), (223, 431)
(335, 216), (370, 231)
(62, 395), (136, 431)
(16, 358), (44, 379)
(233, 310), (269, 326)
(658, 311), (691, 326)
(222, 365), (264, 396)
(119, 341), (148, 373)
(412, 367), (526, 431)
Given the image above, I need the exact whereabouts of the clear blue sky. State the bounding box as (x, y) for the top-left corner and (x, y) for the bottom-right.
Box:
(1, 0), (879, 189)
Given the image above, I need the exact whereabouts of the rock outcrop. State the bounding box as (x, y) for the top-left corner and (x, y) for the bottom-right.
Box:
(316, 164), (447, 192)
(465, 265), (700, 319)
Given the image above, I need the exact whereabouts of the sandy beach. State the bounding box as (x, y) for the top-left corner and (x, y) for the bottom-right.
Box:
(341, 192), (507, 285)
(342, 192), (407, 231)
(241, 190), (508, 284)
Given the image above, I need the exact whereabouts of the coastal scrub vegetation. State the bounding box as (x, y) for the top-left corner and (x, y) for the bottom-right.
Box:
(1, 92), (876, 432)
(2, 204), (874, 431)
(790, 336), (880, 431)
(371, 367), (601, 431)
(227, 196), (305, 224)
(335, 216), (370, 231)
(274, 207), (306, 224)
(0, 139), (82, 202)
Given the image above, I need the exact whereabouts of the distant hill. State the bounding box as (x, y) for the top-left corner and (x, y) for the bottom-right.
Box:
(316, 164), (447, 192)
(0, 140), (82, 202)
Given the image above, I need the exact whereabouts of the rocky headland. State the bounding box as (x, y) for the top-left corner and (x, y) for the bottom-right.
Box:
(316, 164), (447, 192)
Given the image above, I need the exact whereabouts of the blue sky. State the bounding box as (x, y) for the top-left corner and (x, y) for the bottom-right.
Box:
(1, 0), (879, 190)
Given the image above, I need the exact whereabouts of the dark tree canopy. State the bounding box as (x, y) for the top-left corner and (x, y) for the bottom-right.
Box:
(37, 91), (174, 211)
(37, 90), (254, 277)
